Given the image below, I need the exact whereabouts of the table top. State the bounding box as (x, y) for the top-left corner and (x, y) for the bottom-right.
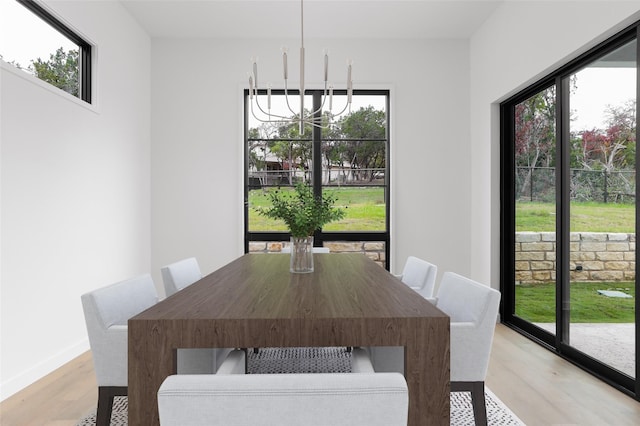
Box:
(134, 253), (446, 323)
(128, 253), (451, 425)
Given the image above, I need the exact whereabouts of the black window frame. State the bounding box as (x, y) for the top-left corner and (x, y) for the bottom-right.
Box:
(14, 0), (92, 103)
(500, 21), (640, 399)
(244, 88), (391, 269)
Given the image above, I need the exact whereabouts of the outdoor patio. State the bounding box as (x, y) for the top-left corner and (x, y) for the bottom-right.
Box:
(535, 323), (635, 377)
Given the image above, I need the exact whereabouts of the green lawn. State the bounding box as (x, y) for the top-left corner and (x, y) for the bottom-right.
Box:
(516, 201), (635, 232)
(249, 186), (386, 231)
(515, 282), (635, 323)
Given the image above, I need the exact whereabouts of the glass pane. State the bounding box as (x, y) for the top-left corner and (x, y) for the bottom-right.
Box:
(514, 85), (557, 333)
(247, 93), (314, 135)
(324, 93), (387, 121)
(322, 186), (386, 232)
(321, 94), (387, 232)
(568, 39), (636, 377)
(0, 1), (80, 96)
(321, 140), (386, 186)
(248, 138), (313, 187)
(248, 185), (314, 232)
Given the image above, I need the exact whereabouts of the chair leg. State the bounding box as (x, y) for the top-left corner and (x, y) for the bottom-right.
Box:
(469, 382), (488, 426)
(451, 381), (487, 426)
(96, 386), (127, 426)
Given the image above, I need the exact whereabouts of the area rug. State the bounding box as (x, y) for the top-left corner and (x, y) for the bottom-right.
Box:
(77, 347), (525, 425)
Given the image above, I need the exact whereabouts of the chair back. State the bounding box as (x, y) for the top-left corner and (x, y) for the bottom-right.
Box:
(436, 272), (501, 382)
(436, 272), (500, 323)
(400, 256), (437, 298)
(81, 274), (158, 386)
(161, 257), (202, 297)
(158, 373), (408, 426)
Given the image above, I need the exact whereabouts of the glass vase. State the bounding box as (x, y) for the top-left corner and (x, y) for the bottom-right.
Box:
(290, 236), (314, 273)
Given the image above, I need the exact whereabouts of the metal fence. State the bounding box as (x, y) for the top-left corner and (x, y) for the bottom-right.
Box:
(248, 168), (386, 188)
(516, 167), (636, 203)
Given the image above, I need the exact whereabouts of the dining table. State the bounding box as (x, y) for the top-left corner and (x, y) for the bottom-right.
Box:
(128, 252), (450, 425)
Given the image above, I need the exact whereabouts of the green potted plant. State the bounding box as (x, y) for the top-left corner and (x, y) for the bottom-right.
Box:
(257, 182), (345, 273)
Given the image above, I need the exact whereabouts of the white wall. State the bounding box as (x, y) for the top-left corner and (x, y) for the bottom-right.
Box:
(0, 0), (150, 400)
(150, 38), (471, 285)
(6, 0), (639, 403)
(469, 1), (640, 290)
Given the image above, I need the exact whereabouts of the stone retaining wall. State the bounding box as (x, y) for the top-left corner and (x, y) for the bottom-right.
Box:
(249, 241), (386, 268)
(516, 232), (635, 283)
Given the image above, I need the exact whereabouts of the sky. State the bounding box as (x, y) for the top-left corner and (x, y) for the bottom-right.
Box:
(0, 0), (76, 68)
(571, 67), (636, 132)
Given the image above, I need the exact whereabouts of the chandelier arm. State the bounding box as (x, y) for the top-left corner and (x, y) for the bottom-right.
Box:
(251, 98), (298, 122)
(306, 83), (329, 117)
(252, 95), (294, 121)
(250, 109), (296, 125)
(251, 97), (325, 128)
(330, 100), (351, 117)
(306, 83), (352, 118)
(283, 81), (302, 117)
(247, 0), (353, 133)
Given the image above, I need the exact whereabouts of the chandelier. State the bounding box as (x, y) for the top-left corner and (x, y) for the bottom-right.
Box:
(247, 0), (353, 135)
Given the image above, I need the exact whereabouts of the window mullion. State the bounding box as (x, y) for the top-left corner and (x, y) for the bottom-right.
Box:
(312, 90), (323, 245)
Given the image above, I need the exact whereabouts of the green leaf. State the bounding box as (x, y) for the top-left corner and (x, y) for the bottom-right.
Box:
(255, 183), (345, 237)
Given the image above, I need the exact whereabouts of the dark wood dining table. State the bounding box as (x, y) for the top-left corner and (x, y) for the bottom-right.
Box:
(128, 253), (450, 425)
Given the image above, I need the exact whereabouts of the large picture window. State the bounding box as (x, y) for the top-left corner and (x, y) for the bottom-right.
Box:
(0, 0), (92, 102)
(244, 89), (390, 268)
(501, 23), (639, 398)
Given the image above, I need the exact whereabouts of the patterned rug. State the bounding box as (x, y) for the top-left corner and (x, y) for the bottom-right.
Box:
(77, 347), (525, 425)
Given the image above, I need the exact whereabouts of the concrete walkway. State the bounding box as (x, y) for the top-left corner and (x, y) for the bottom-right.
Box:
(535, 323), (635, 377)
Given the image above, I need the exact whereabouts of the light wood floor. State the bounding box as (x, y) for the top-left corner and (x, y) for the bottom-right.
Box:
(1, 324), (639, 425)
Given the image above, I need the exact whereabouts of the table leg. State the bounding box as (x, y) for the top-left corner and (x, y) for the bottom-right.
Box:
(128, 320), (175, 426)
(404, 318), (450, 425)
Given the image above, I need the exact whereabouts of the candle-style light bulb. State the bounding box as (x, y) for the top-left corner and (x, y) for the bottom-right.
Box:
(248, 74), (254, 100)
(347, 59), (353, 106)
(281, 47), (289, 80)
(323, 49), (329, 82)
(252, 57), (259, 89)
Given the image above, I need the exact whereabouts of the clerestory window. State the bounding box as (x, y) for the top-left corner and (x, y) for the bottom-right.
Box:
(0, 0), (92, 103)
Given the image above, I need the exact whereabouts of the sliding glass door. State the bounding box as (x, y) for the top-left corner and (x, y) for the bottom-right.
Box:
(513, 85), (557, 335)
(567, 40), (636, 378)
(502, 24), (639, 398)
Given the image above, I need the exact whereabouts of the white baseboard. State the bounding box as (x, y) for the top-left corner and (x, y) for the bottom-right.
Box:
(0, 338), (90, 401)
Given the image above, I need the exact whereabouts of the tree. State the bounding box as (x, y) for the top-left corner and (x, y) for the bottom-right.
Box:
(574, 100), (636, 172)
(247, 104), (387, 185)
(336, 106), (386, 182)
(30, 47), (79, 96)
(274, 114), (313, 184)
(248, 124), (279, 187)
(514, 86), (556, 199)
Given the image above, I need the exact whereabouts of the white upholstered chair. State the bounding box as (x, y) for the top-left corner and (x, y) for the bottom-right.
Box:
(395, 256), (437, 300)
(161, 257), (202, 297)
(158, 348), (405, 426)
(81, 274), (158, 426)
(439, 272), (501, 426)
(157, 347), (391, 425)
(367, 272), (501, 426)
(161, 257), (237, 374)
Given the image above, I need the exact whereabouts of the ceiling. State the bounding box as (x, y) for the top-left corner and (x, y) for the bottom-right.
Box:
(119, 0), (503, 39)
